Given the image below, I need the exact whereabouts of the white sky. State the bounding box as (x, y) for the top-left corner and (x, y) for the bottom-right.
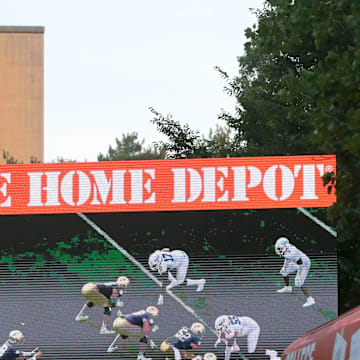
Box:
(1, 0), (264, 162)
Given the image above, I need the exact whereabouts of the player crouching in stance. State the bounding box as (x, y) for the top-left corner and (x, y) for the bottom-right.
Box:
(0, 331), (41, 360)
(107, 305), (159, 360)
(275, 237), (315, 307)
(148, 248), (206, 305)
(160, 322), (205, 360)
(74, 276), (130, 335)
(214, 315), (280, 360)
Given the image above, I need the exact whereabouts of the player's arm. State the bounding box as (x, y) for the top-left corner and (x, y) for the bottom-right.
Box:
(157, 269), (168, 305)
(142, 319), (157, 349)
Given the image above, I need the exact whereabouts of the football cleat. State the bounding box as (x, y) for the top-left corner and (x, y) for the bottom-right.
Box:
(196, 279), (206, 292)
(75, 314), (89, 322)
(100, 326), (115, 335)
(107, 345), (118, 353)
(277, 286), (292, 293)
(266, 349), (281, 360)
(303, 297), (315, 307)
(137, 353), (152, 360)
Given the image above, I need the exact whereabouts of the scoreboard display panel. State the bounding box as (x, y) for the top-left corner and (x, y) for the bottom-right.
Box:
(0, 156), (337, 360)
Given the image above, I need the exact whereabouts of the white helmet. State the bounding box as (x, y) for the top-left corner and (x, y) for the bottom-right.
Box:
(190, 322), (205, 336)
(204, 353), (217, 360)
(275, 237), (290, 256)
(117, 276), (130, 289)
(146, 305), (159, 317)
(214, 315), (229, 334)
(148, 250), (163, 271)
(9, 330), (24, 344)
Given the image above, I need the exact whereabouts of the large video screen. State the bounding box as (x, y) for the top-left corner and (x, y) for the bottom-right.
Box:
(0, 156), (337, 360)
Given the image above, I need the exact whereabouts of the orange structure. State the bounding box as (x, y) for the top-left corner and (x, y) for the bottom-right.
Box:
(0, 26), (44, 164)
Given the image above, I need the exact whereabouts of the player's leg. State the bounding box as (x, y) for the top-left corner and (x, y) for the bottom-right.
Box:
(137, 335), (152, 360)
(107, 334), (121, 353)
(230, 337), (240, 352)
(166, 254), (189, 290)
(296, 258), (315, 307)
(100, 307), (115, 335)
(277, 263), (297, 293)
(246, 320), (260, 353)
(75, 302), (91, 321)
(183, 253), (206, 292)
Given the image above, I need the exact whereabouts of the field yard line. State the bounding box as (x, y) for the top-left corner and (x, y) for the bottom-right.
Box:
(297, 207), (337, 237)
(76, 213), (216, 333)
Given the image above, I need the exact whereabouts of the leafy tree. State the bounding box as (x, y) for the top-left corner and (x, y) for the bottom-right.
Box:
(228, 0), (359, 313)
(2, 150), (20, 164)
(97, 132), (164, 161)
(150, 107), (235, 158)
(2, 150), (41, 164)
(53, 157), (77, 163)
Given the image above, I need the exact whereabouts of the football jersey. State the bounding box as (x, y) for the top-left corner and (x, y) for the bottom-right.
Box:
(0, 341), (21, 360)
(125, 310), (155, 328)
(160, 250), (187, 272)
(282, 245), (309, 263)
(97, 283), (124, 300)
(170, 327), (201, 350)
(223, 316), (258, 339)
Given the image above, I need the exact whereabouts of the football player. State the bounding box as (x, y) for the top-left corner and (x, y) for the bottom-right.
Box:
(275, 237), (315, 307)
(148, 248), (206, 305)
(0, 331), (41, 360)
(74, 276), (130, 335)
(214, 315), (280, 360)
(160, 322), (205, 360)
(106, 305), (159, 360)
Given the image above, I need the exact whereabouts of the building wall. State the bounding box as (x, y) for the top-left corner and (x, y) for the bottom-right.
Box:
(0, 26), (44, 164)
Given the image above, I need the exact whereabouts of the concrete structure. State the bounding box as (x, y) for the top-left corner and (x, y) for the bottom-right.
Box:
(0, 26), (44, 164)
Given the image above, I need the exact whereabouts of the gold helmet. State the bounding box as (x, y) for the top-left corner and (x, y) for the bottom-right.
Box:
(9, 330), (24, 344)
(146, 305), (159, 317)
(190, 322), (205, 336)
(116, 276), (130, 288)
(204, 353), (217, 360)
(160, 341), (171, 353)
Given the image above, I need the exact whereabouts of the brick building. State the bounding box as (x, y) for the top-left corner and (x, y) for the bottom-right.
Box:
(0, 26), (44, 164)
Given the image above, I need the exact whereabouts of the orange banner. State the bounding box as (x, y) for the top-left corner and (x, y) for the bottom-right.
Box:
(0, 155), (336, 215)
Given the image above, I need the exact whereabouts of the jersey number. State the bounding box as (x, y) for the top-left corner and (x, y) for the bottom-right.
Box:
(228, 316), (240, 325)
(162, 254), (173, 262)
(175, 327), (192, 341)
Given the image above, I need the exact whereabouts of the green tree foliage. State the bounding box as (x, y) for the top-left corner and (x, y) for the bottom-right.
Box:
(2, 150), (41, 164)
(2, 150), (19, 164)
(97, 132), (164, 161)
(229, 0), (359, 313)
(150, 107), (235, 158)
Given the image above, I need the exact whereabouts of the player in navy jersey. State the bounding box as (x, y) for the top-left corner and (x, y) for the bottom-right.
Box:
(160, 323), (205, 360)
(74, 276), (130, 335)
(0, 331), (41, 360)
(107, 306), (159, 360)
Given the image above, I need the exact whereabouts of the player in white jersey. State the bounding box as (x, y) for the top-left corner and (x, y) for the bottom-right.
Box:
(214, 315), (280, 360)
(275, 237), (315, 307)
(148, 248), (206, 305)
